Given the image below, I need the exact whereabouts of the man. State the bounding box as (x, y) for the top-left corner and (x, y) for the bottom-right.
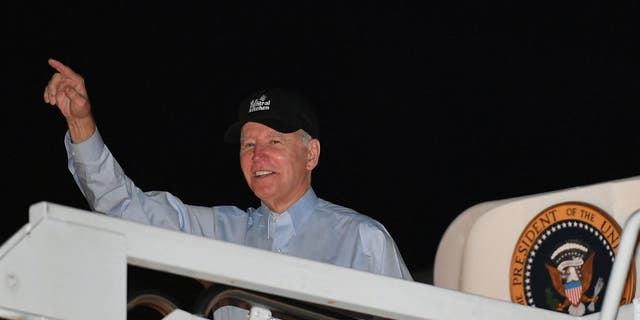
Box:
(44, 58), (413, 317)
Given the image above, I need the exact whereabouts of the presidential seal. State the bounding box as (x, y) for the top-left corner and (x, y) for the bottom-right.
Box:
(509, 202), (635, 316)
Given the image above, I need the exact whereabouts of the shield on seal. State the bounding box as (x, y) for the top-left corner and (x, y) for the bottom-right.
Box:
(564, 280), (582, 305)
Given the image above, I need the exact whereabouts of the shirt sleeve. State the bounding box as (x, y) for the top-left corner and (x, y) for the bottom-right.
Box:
(357, 222), (414, 281)
(64, 129), (219, 237)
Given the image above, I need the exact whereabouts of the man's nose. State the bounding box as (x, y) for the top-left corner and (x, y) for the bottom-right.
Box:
(252, 143), (267, 159)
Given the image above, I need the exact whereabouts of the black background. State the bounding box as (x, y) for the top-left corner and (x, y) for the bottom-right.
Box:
(3, 1), (639, 281)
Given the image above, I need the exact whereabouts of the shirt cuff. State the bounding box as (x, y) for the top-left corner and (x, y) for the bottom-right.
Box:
(66, 128), (106, 163)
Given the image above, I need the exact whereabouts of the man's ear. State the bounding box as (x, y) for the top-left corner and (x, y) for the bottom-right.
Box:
(306, 139), (320, 170)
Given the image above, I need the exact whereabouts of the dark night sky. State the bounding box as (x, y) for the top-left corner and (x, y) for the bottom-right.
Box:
(3, 1), (640, 278)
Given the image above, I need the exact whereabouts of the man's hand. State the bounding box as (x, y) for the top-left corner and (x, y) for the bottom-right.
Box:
(44, 58), (96, 142)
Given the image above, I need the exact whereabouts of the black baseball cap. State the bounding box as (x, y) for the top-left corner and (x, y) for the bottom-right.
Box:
(223, 88), (320, 143)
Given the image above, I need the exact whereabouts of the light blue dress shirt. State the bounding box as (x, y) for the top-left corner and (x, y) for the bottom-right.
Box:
(64, 129), (413, 318)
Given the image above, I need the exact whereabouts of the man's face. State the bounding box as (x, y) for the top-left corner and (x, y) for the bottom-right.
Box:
(239, 121), (315, 213)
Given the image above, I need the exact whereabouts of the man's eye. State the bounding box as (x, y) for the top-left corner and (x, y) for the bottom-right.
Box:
(270, 139), (282, 145)
(241, 143), (255, 150)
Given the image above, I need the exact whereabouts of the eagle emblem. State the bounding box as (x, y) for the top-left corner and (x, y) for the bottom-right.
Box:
(510, 202), (634, 314)
(544, 242), (604, 316)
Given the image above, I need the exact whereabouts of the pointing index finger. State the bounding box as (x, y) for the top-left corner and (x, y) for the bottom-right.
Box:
(48, 58), (82, 81)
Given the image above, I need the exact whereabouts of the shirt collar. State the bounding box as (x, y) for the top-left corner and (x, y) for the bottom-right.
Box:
(259, 187), (318, 231)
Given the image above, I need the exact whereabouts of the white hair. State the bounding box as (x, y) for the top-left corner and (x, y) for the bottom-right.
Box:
(301, 130), (313, 145)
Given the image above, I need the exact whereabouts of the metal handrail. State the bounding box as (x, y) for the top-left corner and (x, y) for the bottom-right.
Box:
(599, 208), (640, 320)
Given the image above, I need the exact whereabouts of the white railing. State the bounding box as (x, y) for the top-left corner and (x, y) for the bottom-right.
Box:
(600, 208), (640, 320)
(0, 201), (638, 320)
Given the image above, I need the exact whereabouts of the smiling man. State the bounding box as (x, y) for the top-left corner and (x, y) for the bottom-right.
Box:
(44, 58), (413, 319)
